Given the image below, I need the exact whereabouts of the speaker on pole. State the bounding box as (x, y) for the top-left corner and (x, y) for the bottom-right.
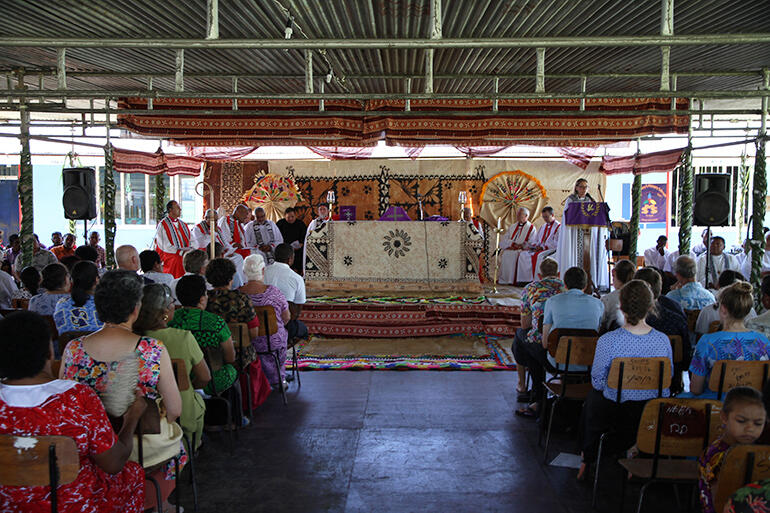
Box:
(693, 173), (730, 226)
(62, 167), (97, 220)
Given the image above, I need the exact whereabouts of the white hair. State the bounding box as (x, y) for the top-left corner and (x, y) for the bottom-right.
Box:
(517, 207), (530, 215)
(243, 253), (266, 281)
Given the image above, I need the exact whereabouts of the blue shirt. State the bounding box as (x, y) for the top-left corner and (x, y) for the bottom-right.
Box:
(543, 288), (604, 369)
(591, 327), (673, 402)
(53, 295), (103, 334)
(689, 331), (770, 397)
(666, 281), (716, 311)
(28, 293), (70, 317)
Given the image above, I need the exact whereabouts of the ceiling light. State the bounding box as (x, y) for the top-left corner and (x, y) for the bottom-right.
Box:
(284, 15), (294, 39)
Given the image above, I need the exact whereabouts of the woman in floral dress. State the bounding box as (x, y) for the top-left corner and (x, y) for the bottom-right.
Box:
(0, 310), (146, 513)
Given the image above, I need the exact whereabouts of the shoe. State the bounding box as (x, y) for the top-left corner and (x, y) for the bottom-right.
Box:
(282, 380), (289, 391)
(241, 416), (250, 428)
(514, 406), (538, 418)
(516, 391), (531, 402)
(285, 374), (295, 383)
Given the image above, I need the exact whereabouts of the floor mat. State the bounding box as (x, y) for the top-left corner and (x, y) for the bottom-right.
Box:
(289, 335), (516, 371)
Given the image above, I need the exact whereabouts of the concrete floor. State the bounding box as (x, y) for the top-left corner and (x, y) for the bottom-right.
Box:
(177, 371), (687, 513)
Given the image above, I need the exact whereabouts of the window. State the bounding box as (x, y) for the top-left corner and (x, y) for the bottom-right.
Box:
(179, 177), (197, 221)
(149, 175), (170, 223)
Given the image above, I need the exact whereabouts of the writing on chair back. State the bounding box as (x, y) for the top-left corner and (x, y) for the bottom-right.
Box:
(607, 357), (672, 403)
(708, 360), (770, 401)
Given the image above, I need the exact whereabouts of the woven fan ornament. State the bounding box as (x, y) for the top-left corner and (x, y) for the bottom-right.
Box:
(100, 353), (140, 417)
(479, 170), (548, 232)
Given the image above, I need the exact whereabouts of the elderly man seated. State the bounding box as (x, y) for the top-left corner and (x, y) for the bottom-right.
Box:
(666, 255), (716, 311)
(514, 266), (603, 418)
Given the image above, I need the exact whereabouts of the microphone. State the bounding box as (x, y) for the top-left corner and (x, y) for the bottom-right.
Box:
(597, 184), (605, 203)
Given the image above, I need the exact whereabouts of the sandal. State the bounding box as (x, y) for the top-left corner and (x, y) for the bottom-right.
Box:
(516, 390), (532, 402)
(514, 406), (538, 418)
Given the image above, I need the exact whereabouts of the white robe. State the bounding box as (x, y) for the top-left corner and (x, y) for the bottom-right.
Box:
(643, 246), (669, 269)
(740, 250), (770, 280)
(303, 217), (329, 271)
(497, 221), (535, 285)
(663, 250), (695, 273)
(217, 215), (250, 252)
(191, 221), (245, 284)
(555, 196), (610, 290)
(696, 252), (740, 287)
(245, 220), (284, 264)
(515, 220), (561, 283)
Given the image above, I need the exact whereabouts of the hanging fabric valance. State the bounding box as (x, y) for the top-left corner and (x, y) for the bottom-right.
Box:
(599, 147), (685, 175)
(112, 147), (202, 176)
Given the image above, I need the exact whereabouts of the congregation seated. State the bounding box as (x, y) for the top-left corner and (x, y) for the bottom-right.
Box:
(599, 259), (635, 332)
(169, 275), (240, 400)
(11, 265), (40, 301)
(643, 235), (669, 270)
(579, 279), (673, 477)
(688, 281), (770, 398)
(60, 270), (185, 511)
(115, 244), (154, 284)
(264, 243), (309, 341)
(51, 233), (77, 261)
(170, 249), (211, 304)
(133, 282), (211, 449)
(0, 255), (18, 309)
(697, 235), (740, 289)
(139, 249), (175, 287)
(0, 311), (146, 512)
(74, 244), (102, 273)
(666, 255), (716, 310)
(746, 275), (770, 337)
(696, 270), (757, 336)
(28, 262), (70, 316)
(53, 260), (103, 334)
(17, 234), (60, 277)
(511, 257), (565, 409)
(240, 254), (291, 390)
(740, 231), (770, 279)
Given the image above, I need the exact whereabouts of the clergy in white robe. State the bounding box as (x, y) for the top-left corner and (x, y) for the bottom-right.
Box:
(218, 204), (253, 260)
(663, 249), (695, 273)
(304, 205), (331, 271)
(497, 207), (535, 285)
(696, 236), (740, 288)
(515, 206), (560, 284)
(691, 229), (710, 257)
(643, 235), (669, 269)
(192, 209), (246, 284)
(740, 233), (770, 279)
(246, 207), (284, 265)
(554, 179), (610, 290)
(153, 200), (194, 278)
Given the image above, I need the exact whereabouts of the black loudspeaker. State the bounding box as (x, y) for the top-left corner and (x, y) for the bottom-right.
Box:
(62, 167), (97, 220)
(694, 173), (730, 226)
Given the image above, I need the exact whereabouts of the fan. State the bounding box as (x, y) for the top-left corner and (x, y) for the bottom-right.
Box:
(479, 170), (548, 230)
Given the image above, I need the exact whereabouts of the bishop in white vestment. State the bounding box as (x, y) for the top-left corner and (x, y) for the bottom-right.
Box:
(246, 207), (284, 265)
(497, 207), (535, 285)
(192, 209), (246, 283)
(515, 207), (560, 284)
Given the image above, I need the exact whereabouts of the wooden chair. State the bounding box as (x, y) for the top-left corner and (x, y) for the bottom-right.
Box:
(0, 308), (23, 317)
(201, 344), (237, 449)
(540, 328), (599, 463)
(713, 445), (770, 513)
(11, 297), (28, 309)
(253, 305), (288, 405)
(57, 330), (94, 353)
(170, 358), (198, 511)
(708, 360), (770, 400)
(685, 309), (701, 334)
(708, 320), (721, 333)
(227, 322), (253, 419)
(0, 434), (79, 513)
(592, 356), (672, 510)
(618, 398), (723, 513)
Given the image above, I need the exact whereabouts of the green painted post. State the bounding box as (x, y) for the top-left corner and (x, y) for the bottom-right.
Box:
(628, 173), (642, 260)
(17, 104), (33, 269)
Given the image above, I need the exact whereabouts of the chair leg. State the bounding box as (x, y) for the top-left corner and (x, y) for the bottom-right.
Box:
(636, 481), (653, 513)
(618, 468), (627, 513)
(244, 371), (253, 421)
(174, 456), (181, 513)
(592, 432), (609, 510)
(146, 475), (163, 513)
(293, 345), (301, 389)
(273, 351), (288, 405)
(543, 397), (560, 464)
(185, 433), (198, 512)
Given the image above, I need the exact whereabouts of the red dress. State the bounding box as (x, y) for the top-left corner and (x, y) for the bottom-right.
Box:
(0, 382), (144, 513)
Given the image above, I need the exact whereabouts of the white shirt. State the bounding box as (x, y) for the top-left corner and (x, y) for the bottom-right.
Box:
(696, 302), (758, 334)
(740, 250), (770, 280)
(170, 272), (213, 304)
(696, 252), (740, 287)
(142, 271), (175, 287)
(747, 310), (770, 339)
(644, 246), (669, 269)
(0, 270), (19, 309)
(663, 250), (695, 273)
(245, 220), (283, 249)
(217, 215), (249, 250)
(264, 262), (306, 305)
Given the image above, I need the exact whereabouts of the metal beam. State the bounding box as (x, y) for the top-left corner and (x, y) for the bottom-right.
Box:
(660, 0), (674, 91)
(0, 34), (768, 49)
(175, 49), (184, 92)
(206, 0), (219, 40)
(56, 48), (66, 90)
(535, 48), (545, 93)
(305, 50), (313, 94)
(425, 0), (442, 94)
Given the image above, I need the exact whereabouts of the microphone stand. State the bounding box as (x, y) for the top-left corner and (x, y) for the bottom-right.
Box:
(704, 226), (712, 290)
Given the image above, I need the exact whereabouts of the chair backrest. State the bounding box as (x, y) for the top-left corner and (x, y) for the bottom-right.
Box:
(713, 445), (770, 513)
(0, 434), (79, 487)
(253, 305), (278, 338)
(607, 357), (672, 402)
(708, 360), (770, 400)
(0, 308), (23, 317)
(11, 298), (28, 309)
(171, 358), (190, 392)
(546, 328), (599, 360)
(42, 315), (59, 340)
(635, 398), (723, 458)
(552, 334), (598, 369)
(708, 321), (721, 334)
(205, 346), (225, 374)
(685, 309), (701, 333)
(51, 360), (61, 378)
(108, 397), (161, 436)
(57, 331), (94, 351)
(667, 335), (684, 365)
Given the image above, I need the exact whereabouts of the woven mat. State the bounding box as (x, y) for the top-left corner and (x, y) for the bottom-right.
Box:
(290, 335), (516, 371)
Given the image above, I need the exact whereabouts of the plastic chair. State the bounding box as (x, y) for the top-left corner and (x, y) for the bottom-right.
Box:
(708, 359), (770, 400)
(171, 358), (198, 512)
(0, 434), (79, 513)
(591, 356), (672, 510)
(253, 305), (288, 405)
(539, 328), (598, 463)
(618, 398), (722, 513)
(227, 322), (254, 419)
(713, 445), (770, 513)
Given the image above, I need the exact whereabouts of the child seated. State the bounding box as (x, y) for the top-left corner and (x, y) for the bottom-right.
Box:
(698, 386), (767, 513)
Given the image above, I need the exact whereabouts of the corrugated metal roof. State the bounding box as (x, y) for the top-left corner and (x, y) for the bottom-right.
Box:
(0, 0), (768, 97)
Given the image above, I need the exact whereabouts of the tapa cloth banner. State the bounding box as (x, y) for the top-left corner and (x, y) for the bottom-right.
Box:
(640, 184), (667, 223)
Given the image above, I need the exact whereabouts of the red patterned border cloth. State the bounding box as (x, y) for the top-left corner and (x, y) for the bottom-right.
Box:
(299, 302), (521, 338)
(113, 146), (202, 176)
(117, 97), (689, 147)
(599, 147), (685, 175)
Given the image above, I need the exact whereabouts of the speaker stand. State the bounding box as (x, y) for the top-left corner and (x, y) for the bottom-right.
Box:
(82, 220), (88, 247)
(704, 225), (712, 289)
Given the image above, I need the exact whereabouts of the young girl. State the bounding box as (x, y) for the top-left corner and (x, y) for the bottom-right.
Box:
(699, 386), (767, 513)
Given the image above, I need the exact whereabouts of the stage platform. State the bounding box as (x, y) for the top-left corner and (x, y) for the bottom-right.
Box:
(299, 286), (522, 338)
